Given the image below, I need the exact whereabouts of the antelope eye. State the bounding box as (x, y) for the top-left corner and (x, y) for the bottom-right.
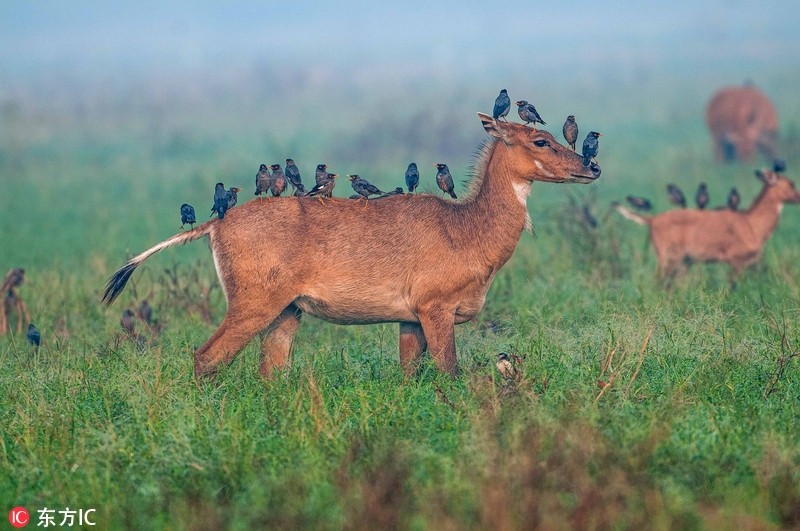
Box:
(533, 139), (548, 147)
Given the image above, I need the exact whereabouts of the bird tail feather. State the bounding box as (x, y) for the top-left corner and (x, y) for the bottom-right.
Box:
(613, 204), (650, 226)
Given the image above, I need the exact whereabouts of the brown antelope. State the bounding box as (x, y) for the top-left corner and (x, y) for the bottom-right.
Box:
(102, 113), (601, 378)
(706, 84), (778, 162)
(614, 169), (800, 279)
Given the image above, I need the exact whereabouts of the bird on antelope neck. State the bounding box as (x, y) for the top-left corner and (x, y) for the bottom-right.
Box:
(226, 187), (241, 210)
(269, 164), (287, 198)
(728, 187), (740, 211)
(667, 184), (686, 208)
(434, 163), (457, 199)
(349, 174), (384, 200)
(582, 132), (601, 167)
(405, 162), (419, 193)
(695, 183), (709, 210)
(27, 323), (41, 347)
(315, 163), (331, 186)
(626, 195), (652, 211)
(211, 182), (228, 219)
(285, 159), (306, 195)
(255, 164), (270, 196)
(306, 173), (338, 202)
(180, 204), (196, 228)
(562, 115), (579, 151)
(493, 89), (511, 121)
(515, 100), (546, 127)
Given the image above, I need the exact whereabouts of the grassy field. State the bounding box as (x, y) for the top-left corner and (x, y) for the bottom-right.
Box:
(2, 67), (800, 529)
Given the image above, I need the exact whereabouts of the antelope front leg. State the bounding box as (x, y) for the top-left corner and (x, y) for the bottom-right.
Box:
(417, 306), (458, 377)
(259, 305), (302, 378)
(398, 322), (427, 377)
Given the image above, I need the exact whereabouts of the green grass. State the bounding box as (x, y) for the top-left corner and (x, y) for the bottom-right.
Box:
(2, 69), (800, 529)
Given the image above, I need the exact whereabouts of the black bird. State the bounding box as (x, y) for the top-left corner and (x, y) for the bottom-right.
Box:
(582, 204), (598, 229)
(435, 163), (457, 199)
(695, 183), (709, 210)
(626, 195), (652, 211)
(728, 187), (740, 211)
(315, 163), (331, 186)
(405, 162), (419, 193)
(180, 204), (196, 228)
(120, 309), (135, 335)
(666, 184), (686, 208)
(255, 163), (270, 196)
(27, 323), (41, 347)
(138, 300), (153, 325)
(492, 89), (511, 121)
(306, 173), (338, 202)
(515, 100), (546, 127)
(226, 187), (241, 210)
(269, 164), (287, 197)
(285, 159), (306, 195)
(582, 132), (601, 167)
(210, 182), (228, 219)
(773, 159), (786, 173)
(562, 115), (579, 151)
(349, 174), (384, 200)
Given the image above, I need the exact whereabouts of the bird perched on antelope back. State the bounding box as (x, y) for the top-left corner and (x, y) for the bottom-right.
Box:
(626, 195), (652, 211)
(349, 174), (384, 201)
(211, 182), (228, 219)
(435, 163), (457, 199)
(695, 183), (709, 210)
(582, 132), (601, 167)
(226, 187), (241, 210)
(666, 184), (686, 208)
(728, 187), (740, 210)
(515, 100), (546, 127)
(563, 115), (579, 151)
(285, 159), (306, 195)
(307, 173), (338, 201)
(405, 163), (419, 193)
(27, 323), (41, 347)
(493, 89), (511, 121)
(180, 204), (196, 228)
(269, 164), (287, 198)
(315, 164), (331, 186)
(255, 163), (270, 196)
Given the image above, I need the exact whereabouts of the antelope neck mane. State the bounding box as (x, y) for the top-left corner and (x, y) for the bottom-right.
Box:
(463, 137), (498, 200)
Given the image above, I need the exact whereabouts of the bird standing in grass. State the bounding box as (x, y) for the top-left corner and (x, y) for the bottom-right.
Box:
(27, 323), (41, 347)
(226, 187), (241, 210)
(492, 89), (511, 121)
(435, 163), (457, 199)
(138, 300), (153, 326)
(667, 184), (686, 208)
(515, 100), (546, 127)
(349, 175), (384, 201)
(562, 115), (579, 151)
(307, 173), (338, 202)
(269, 164), (287, 198)
(582, 132), (601, 167)
(728, 187), (740, 210)
(405, 163), (419, 194)
(120, 309), (135, 335)
(626, 195), (652, 211)
(255, 164), (270, 196)
(695, 183), (709, 210)
(180, 204), (196, 228)
(211, 182), (228, 219)
(496, 352), (522, 381)
(315, 164), (331, 186)
(285, 159), (306, 196)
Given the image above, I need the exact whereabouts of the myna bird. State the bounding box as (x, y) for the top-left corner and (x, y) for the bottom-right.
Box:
(226, 187), (241, 210)
(496, 352), (522, 381)
(210, 182), (228, 219)
(255, 163), (270, 196)
(562, 115), (579, 151)
(285, 158), (306, 195)
(405, 162), (419, 194)
(315, 163), (331, 186)
(582, 132), (601, 167)
(307, 173), (338, 203)
(492, 89), (511, 121)
(138, 300), (153, 325)
(626, 195), (652, 211)
(728, 187), (740, 211)
(120, 309), (135, 335)
(269, 164), (287, 197)
(773, 159), (786, 173)
(27, 323), (41, 347)
(667, 184), (686, 208)
(695, 183), (709, 210)
(435, 163), (457, 199)
(349, 174), (384, 201)
(180, 204), (196, 228)
(515, 100), (546, 127)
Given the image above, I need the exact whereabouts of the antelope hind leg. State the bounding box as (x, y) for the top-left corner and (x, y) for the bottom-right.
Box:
(399, 322), (427, 377)
(417, 306), (458, 377)
(259, 304), (302, 378)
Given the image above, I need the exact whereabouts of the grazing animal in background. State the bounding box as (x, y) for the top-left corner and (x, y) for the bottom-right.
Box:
(285, 159), (306, 195)
(349, 174), (384, 201)
(1, 268), (30, 335)
(120, 309), (136, 335)
(492, 89), (511, 121)
(306, 173), (338, 202)
(582, 131), (601, 167)
(515, 100), (546, 127)
(773, 159), (786, 173)
(728, 187), (740, 211)
(435, 163), (457, 199)
(667, 184), (687, 208)
(695, 183), (709, 209)
(211, 183), (229, 219)
(138, 300), (153, 325)
(706, 84), (778, 162)
(101, 113), (600, 379)
(315, 164), (331, 186)
(626, 195), (652, 211)
(496, 352), (522, 381)
(226, 187), (241, 210)
(27, 323), (41, 347)
(613, 169), (800, 279)
(269, 164), (287, 198)
(405, 163), (419, 193)
(180, 204), (196, 228)
(255, 164), (270, 196)
(563, 115), (579, 151)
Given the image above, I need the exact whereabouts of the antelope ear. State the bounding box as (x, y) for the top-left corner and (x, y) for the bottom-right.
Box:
(478, 112), (506, 140)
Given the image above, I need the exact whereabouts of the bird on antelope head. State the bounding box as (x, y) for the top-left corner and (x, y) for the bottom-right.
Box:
(515, 100), (546, 128)
(582, 132), (601, 167)
(562, 115), (579, 151)
(493, 89), (511, 121)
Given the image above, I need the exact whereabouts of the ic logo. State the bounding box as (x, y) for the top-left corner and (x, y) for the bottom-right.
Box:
(8, 507), (29, 528)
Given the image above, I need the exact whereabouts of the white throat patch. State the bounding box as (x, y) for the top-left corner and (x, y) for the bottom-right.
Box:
(512, 181), (534, 232)
(534, 160), (554, 178)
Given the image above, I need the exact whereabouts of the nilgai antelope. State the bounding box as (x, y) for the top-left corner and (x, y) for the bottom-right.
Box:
(706, 84), (778, 162)
(614, 169), (800, 279)
(102, 114), (601, 378)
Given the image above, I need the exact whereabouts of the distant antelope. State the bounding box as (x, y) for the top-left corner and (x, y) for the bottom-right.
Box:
(102, 113), (601, 378)
(614, 169), (800, 278)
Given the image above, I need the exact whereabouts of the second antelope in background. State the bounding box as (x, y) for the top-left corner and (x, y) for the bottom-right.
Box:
(614, 169), (800, 279)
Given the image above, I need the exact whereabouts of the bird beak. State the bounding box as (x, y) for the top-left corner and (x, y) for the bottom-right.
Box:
(515, 101), (522, 105)
(597, 133), (603, 136)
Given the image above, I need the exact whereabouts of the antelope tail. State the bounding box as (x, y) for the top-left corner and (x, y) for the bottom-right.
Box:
(101, 221), (215, 305)
(613, 203), (650, 226)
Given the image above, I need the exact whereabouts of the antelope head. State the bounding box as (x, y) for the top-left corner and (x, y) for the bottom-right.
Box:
(756, 169), (800, 203)
(478, 112), (601, 184)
